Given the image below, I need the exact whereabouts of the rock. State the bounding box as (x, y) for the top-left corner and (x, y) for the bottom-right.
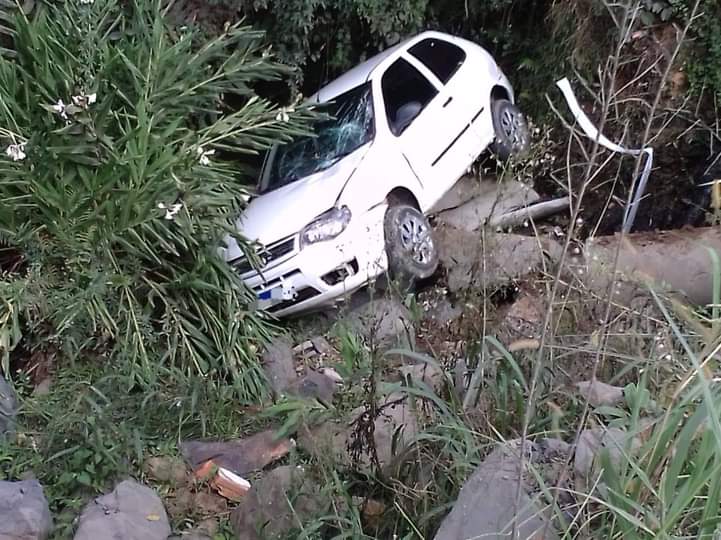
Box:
(575, 380), (625, 407)
(434, 227), (561, 293)
(361, 499), (386, 528)
(501, 291), (544, 339)
(298, 393), (418, 472)
(285, 370), (339, 403)
(292, 340), (315, 357)
(581, 227), (721, 306)
(143, 456), (188, 485)
(342, 297), (415, 350)
(169, 518), (218, 539)
(310, 336), (335, 357)
(73, 480), (170, 540)
(575, 428), (641, 484)
(0, 375), (18, 440)
(181, 430), (292, 477)
(435, 180), (540, 231)
(0, 480), (52, 540)
(398, 361), (444, 392)
(365, 394), (419, 469)
(434, 439), (568, 540)
(231, 465), (324, 540)
(429, 175), (486, 214)
(262, 336), (297, 395)
(424, 296), (463, 325)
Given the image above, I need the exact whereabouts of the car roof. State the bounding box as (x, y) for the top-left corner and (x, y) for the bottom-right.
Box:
(308, 31), (459, 103)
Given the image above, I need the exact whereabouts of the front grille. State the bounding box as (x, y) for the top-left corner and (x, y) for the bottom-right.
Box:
(230, 236), (295, 275)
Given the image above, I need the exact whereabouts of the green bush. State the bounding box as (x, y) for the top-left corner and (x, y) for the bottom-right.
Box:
(0, 0), (312, 400)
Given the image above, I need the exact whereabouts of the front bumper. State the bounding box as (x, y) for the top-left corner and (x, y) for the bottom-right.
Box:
(234, 204), (389, 317)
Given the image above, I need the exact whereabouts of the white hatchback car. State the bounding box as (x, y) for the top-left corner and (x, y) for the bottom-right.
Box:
(223, 31), (530, 316)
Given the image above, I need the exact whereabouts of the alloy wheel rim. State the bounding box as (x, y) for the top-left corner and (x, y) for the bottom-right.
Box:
(500, 108), (524, 146)
(399, 212), (434, 265)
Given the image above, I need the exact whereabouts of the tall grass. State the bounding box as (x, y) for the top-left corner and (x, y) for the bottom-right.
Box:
(0, 0), (313, 399)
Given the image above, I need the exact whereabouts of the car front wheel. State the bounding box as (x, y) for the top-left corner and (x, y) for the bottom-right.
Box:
(491, 98), (530, 161)
(384, 204), (439, 287)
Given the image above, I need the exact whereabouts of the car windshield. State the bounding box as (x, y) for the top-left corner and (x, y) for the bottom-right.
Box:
(260, 83), (374, 193)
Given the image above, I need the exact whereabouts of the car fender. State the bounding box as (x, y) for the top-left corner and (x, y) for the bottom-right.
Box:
(335, 141), (424, 216)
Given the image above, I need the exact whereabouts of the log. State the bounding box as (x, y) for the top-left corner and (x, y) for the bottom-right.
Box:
(582, 227), (721, 306)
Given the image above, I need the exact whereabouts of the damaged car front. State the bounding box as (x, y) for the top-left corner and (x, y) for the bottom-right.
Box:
(222, 82), (389, 316)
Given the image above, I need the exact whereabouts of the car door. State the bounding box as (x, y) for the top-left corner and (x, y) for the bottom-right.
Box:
(408, 36), (488, 148)
(379, 55), (476, 209)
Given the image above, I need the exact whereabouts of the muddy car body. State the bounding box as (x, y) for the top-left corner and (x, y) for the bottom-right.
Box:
(222, 31), (529, 316)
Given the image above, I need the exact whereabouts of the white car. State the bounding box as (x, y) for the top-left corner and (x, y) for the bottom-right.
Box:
(223, 31), (530, 316)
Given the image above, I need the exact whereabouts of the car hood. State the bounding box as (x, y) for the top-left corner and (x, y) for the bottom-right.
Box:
(222, 145), (369, 260)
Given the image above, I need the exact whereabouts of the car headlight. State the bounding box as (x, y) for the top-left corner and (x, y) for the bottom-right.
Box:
(300, 206), (352, 248)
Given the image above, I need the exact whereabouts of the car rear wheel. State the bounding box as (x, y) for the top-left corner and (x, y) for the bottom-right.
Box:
(491, 98), (530, 161)
(384, 204), (439, 288)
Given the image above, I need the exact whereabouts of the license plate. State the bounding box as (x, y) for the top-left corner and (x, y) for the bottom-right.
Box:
(257, 282), (295, 308)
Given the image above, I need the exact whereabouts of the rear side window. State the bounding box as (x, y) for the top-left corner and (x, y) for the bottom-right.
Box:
(381, 58), (438, 136)
(409, 38), (466, 84)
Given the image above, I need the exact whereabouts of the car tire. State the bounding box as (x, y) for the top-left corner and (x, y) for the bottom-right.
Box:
(491, 98), (530, 161)
(384, 204), (439, 289)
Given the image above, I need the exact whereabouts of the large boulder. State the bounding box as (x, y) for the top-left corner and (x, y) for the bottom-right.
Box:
(434, 439), (570, 540)
(0, 480), (53, 540)
(261, 335), (297, 395)
(73, 480), (170, 540)
(0, 375), (18, 440)
(434, 226), (561, 293)
(231, 465), (324, 540)
(341, 296), (415, 351)
(298, 392), (419, 473)
(435, 179), (540, 231)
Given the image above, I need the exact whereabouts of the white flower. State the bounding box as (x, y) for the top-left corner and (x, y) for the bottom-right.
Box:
(51, 99), (68, 120)
(5, 143), (26, 162)
(196, 146), (215, 166)
(275, 107), (292, 123)
(71, 92), (98, 108)
(79, 0), (94, 4)
(157, 202), (183, 220)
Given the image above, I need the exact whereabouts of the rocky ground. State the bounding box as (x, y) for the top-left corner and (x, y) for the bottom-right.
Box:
(1, 171), (719, 539)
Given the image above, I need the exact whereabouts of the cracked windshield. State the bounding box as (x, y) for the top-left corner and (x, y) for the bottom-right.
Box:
(260, 82), (374, 192)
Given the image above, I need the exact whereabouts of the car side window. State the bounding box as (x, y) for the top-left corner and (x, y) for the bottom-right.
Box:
(381, 58), (439, 136)
(408, 38), (466, 84)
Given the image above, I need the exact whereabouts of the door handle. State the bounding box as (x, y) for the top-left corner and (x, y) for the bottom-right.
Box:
(442, 96), (453, 108)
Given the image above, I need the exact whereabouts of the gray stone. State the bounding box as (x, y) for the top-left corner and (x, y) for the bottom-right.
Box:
(0, 375), (18, 440)
(575, 428), (641, 485)
(434, 226), (562, 293)
(298, 392), (418, 473)
(231, 465), (324, 540)
(285, 370), (339, 403)
(575, 380), (625, 407)
(424, 296), (464, 325)
(434, 440), (566, 540)
(73, 480), (170, 540)
(309, 336), (335, 357)
(435, 179), (540, 231)
(342, 297), (415, 351)
(0, 480), (52, 540)
(398, 361), (445, 393)
(262, 336), (297, 395)
(143, 456), (188, 485)
(429, 175), (486, 214)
